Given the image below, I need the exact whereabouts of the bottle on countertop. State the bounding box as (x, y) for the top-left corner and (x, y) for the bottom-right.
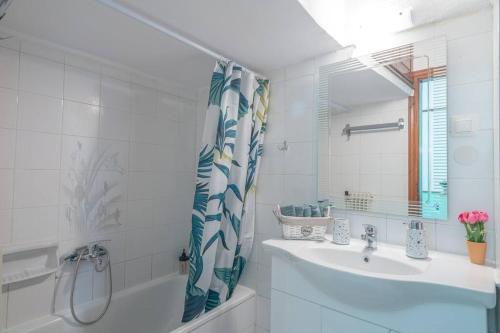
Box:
(179, 249), (189, 275)
(406, 220), (428, 259)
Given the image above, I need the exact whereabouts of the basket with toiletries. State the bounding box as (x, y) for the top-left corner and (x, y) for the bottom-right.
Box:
(273, 201), (332, 240)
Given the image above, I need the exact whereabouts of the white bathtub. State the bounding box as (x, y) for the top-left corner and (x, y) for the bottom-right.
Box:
(5, 274), (256, 333)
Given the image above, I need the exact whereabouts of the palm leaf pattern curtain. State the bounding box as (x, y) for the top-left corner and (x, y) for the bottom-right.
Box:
(182, 61), (270, 322)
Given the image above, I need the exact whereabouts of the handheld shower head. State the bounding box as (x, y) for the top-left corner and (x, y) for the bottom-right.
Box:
(0, 0), (13, 21)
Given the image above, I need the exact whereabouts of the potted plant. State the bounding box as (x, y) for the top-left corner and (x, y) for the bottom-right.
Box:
(458, 210), (488, 265)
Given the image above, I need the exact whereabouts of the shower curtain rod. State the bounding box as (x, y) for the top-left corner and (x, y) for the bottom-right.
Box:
(96, 0), (266, 79)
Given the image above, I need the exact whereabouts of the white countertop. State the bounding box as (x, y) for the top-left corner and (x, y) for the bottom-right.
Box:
(263, 236), (497, 308)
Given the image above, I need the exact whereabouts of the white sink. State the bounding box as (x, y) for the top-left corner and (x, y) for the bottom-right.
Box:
(263, 236), (496, 309)
(300, 247), (428, 276)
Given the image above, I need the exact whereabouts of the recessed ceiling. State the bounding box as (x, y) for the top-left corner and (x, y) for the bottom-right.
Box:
(0, 0), (342, 87)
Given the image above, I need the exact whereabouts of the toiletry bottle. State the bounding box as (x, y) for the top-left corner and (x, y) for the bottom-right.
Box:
(179, 249), (189, 274)
(406, 220), (428, 259)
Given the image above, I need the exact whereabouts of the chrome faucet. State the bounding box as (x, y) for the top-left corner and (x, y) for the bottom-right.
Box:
(361, 224), (377, 250)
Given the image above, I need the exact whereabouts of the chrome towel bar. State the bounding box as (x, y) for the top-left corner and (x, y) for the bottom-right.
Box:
(342, 118), (404, 138)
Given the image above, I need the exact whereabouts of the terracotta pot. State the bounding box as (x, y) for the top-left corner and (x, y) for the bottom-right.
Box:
(466, 241), (487, 265)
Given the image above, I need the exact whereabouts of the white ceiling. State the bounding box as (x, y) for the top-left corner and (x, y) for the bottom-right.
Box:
(345, 0), (491, 29)
(0, 0), (341, 87)
(0, 0), (491, 88)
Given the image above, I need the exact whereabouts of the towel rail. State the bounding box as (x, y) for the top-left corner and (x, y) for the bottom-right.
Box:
(342, 118), (404, 138)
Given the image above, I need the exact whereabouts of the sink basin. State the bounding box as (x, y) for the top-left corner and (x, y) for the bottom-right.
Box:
(300, 247), (427, 276)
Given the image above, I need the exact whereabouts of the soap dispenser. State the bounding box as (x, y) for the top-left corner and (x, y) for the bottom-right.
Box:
(406, 220), (428, 259)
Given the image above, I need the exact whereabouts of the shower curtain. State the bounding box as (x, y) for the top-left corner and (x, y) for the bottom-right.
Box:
(182, 61), (270, 322)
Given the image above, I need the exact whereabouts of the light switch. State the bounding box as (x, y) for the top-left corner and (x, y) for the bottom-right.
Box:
(455, 118), (473, 133)
(452, 116), (475, 136)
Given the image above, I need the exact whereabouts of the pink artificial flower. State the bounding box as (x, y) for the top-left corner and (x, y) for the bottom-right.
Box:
(468, 211), (479, 224)
(479, 211), (489, 223)
(458, 210), (489, 224)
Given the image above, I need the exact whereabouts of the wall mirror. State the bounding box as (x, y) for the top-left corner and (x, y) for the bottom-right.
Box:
(317, 37), (448, 220)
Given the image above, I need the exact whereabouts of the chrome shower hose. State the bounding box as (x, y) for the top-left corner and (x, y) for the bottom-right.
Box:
(69, 249), (112, 325)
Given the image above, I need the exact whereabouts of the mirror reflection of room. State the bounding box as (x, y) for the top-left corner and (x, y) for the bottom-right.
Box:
(327, 39), (448, 220)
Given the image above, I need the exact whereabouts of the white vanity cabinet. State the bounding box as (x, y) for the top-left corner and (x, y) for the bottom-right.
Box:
(272, 290), (390, 333)
(265, 239), (496, 333)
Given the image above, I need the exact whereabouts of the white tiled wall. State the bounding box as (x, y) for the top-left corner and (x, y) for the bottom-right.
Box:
(0, 38), (197, 328)
(244, 8), (496, 333)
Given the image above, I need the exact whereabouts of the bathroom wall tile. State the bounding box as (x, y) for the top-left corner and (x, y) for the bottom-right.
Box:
(285, 75), (314, 113)
(99, 107), (130, 141)
(0, 46), (19, 89)
(285, 108), (313, 143)
(93, 262), (125, 299)
(256, 175), (284, 205)
(0, 87), (18, 129)
(283, 175), (315, 204)
(64, 65), (100, 106)
(129, 142), (156, 172)
(98, 139), (129, 172)
(448, 80), (493, 130)
(124, 256), (152, 288)
(131, 83), (157, 115)
(447, 32), (493, 86)
(60, 135), (99, 171)
(126, 200), (154, 230)
(0, 170), (13, 210)
(152, 251), (176, 278)
(264, 110), (285, 144)
(13, 170), (59, 208)
(130, 113), (160, 144)
(284, 142), (313, 175)
(12, 206), (58, 243)
(7, 275), (55, 327)
(0, 210), (12, 245)
(256, 264), (271, 298)
(18, 92), (63, 133)
(157, 92), (180, 122)
(255, 204), (282, 238)
(124, 228), (153, 260)
(19, 53), (63, 98)
(15, 131), (61, 169)
(269, 81), (285, 114)
(448, 130), (494, 179)
(0, 129), (15, 168)
(101, 76), (131, 111)
(128, 172), (154, 200)
(53, 270), (91, 311)
(256, 296), (271, 330)
(260, 147), (284, 175)
(63, 101), (100, 137)
(447, 178), (494, 224)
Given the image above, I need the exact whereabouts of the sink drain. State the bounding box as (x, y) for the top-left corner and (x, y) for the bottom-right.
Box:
(362, 256), (370, 263)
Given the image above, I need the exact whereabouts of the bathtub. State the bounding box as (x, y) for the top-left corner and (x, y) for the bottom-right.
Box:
(5, 274), (256, 333)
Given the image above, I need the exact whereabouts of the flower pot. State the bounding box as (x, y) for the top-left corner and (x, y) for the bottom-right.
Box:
(466, 241), (487, 265)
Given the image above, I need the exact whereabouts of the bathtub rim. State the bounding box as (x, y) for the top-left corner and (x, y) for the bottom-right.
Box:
(3, 272), (256, 333)
(170, 283), (256, 333)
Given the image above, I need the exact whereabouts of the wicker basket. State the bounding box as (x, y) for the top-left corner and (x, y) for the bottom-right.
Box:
(273, 205), (331, 240)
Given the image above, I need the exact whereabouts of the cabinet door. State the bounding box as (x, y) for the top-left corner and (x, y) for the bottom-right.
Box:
(321, 307), (389, 333)
(271, 290), (321, 333)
